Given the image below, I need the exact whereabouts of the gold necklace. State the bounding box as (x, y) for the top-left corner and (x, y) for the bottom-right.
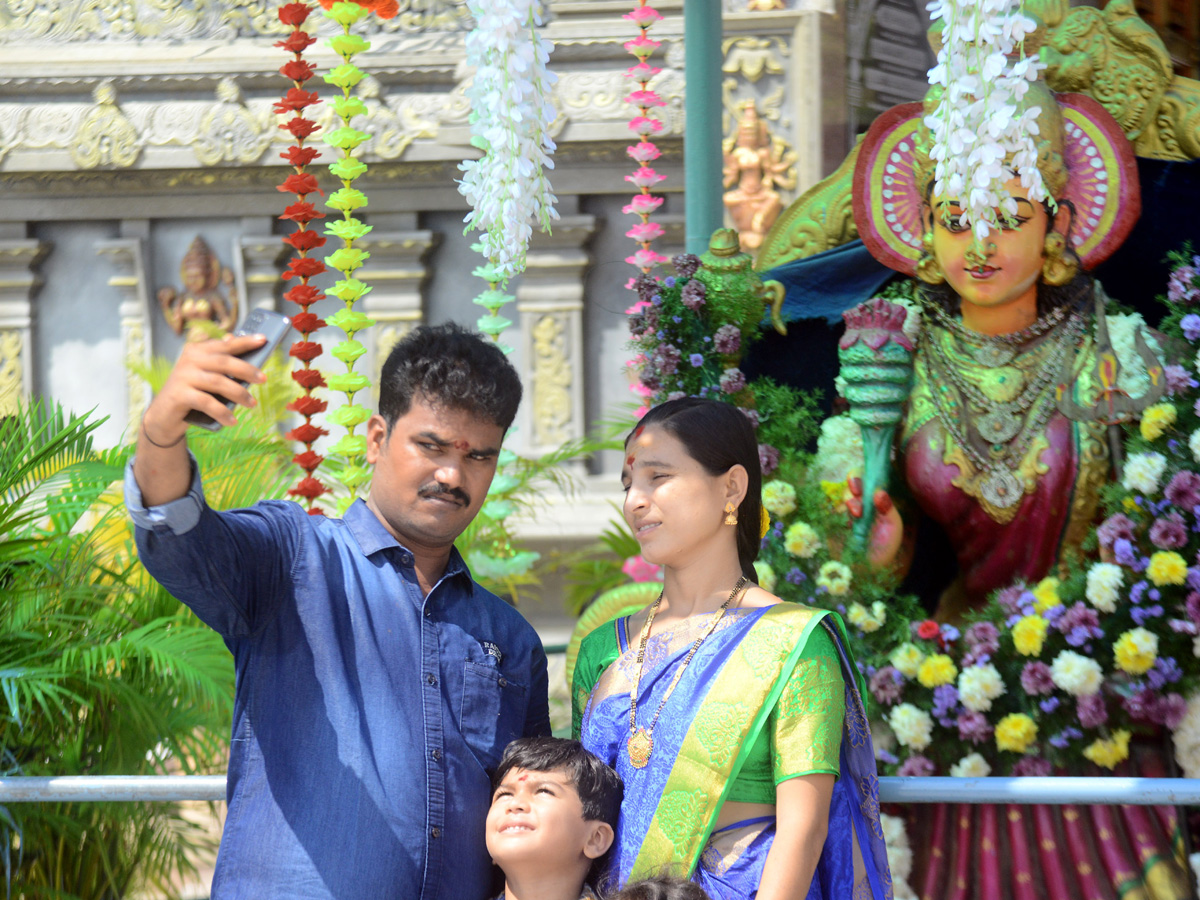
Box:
(627, 576), (748, 768)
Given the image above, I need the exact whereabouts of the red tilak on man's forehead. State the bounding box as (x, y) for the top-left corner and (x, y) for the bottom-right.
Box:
(453, 440), (469, 451)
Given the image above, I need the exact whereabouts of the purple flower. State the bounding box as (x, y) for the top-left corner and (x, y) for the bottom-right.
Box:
(1097, 514), (1135, 551)
(957, 710), (992, 745)
(663, 276), (676, 288)
(740, 408), (760, 430)
(654, 344), (681, 375)
(714, 324), (742, 355)
(876, 748), (899, 766)
(1131, 603), (1164, 625)
(667, 391), (687, 402)
(1077, 694), (1108, 729)
(639, 370), (661, 392)
(681, 279), (706, 311)
(1049, 727), (1082, 749)
(869, 666), (903, 705)
(1011, 756), (1053, 777)
(940, 625), (960, 643)
(996, 585), (1025, 615)
(1150, 512), (1189, 549)
(1123, 688), (1161, 723)
(1148, 656), (1182, 689)
(897, 755), (936, 777)
(719, 367), (747, 394)
(634, 274), (658, 303)
(1114, 539), (1138, 567)
(1020, 661), (1055, 695)
(965, 622), (1000, 651)
(962, 648), (992, 667)
(1161, 693), (1188, 729)
(1186, 591), (1200, 625)
(1055, 603), (1102, 643)
(1167, 470), (1200, 510)
(1168, 265), (1200, 304)
(758, 444), (779, 476)
(1182, 313), (1200, 341)
(1039, 696), (1061, 713)
(689, 353), (704, 368)
(1165, 364), (1196, 396)
(932, 684), (959, 726)
(671, 253), (700, 278)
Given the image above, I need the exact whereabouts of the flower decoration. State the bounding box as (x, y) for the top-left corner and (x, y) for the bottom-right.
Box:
(621, 3), (668, 281)
(318, 0), (383, 516)
(924, 0), (1047, 243)
(275, 0), (330, 513)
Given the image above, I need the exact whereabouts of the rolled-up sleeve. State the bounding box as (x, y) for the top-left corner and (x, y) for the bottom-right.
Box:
(124, 454), (206, 535)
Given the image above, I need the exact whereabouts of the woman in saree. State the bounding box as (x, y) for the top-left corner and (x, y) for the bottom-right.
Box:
(571, 398), (892, 900)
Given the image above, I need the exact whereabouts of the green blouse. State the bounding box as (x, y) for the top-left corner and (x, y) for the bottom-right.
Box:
(571, 610), (845, 804)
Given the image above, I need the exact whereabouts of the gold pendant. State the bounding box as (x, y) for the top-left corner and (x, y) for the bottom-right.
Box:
(628, 728), (653, 768)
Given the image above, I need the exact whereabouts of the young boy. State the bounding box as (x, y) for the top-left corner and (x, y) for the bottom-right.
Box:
(486, 736), (623, 900)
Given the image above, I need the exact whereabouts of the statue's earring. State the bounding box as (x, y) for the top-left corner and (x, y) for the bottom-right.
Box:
(1041, 232), (1078, 286)
(916, 232), (946, 285)
(724, 502), (738, 526)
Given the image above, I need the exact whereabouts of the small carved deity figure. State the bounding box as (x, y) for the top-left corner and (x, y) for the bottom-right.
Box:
(159, 236), (239, 342)
(722, 100), (797, 252)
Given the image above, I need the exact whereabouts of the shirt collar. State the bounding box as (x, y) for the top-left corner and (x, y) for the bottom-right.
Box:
(343, 498), (471, 581)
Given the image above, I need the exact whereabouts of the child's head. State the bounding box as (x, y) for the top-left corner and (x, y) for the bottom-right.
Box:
(486, 737), (623, 887)
(609, 876), (712, 900)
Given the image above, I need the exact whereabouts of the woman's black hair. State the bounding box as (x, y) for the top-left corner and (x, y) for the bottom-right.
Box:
(626, 397), (762, 582)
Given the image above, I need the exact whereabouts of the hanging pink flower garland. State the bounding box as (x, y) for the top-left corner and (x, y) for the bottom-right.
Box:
(622, 4), (668, 278)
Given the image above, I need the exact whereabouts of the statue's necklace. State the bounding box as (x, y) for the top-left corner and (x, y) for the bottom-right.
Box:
(627, 576), (747, 769)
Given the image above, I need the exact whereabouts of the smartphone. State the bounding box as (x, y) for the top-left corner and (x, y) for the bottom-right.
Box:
(184, 308), (293, 431)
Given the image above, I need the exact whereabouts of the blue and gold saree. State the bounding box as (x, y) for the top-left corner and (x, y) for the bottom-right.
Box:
(573, 603), (892, 900)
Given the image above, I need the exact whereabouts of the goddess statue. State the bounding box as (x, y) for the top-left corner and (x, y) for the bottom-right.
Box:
(722, 100), (796, 252)
(158, 236), (239, 342)
(845, 82), (1166, 621)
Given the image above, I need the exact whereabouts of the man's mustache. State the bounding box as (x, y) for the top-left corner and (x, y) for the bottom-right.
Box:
(419, 482), (470, 507)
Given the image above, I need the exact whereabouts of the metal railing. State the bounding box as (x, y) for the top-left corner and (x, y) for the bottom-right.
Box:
(3, 775), (1198, 805)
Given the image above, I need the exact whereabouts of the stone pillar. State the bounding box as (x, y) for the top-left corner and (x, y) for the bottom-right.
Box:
(94, 238), (151, 435)
(514, 214), (597, 461)
(0, 239), (51, 417)
(358, 230), (436, 392)
(237, 222), (289, 315)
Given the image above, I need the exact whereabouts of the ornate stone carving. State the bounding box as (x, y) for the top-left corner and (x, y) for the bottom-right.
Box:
(0, 239), (51, 417)
(723, 99), (797, 251)
(722, 36), (788, 83)
(72, 83), (140, 169)
(355, 230), (435, 395)
(193, 79), (272, 166)
(236, 232), (289, 313)
(95, 237), (152, 435)
(528, 312), (573, 448)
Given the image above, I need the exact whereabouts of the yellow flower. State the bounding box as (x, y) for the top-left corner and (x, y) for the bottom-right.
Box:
(890, 643), (925, 679)
(1012, 615), (1049, 657)
(1146, 551), (1187, 586)
(847, 601), (886, 634)
(1122, 496), (1140, 513)
(817, 560), (852, 596)
(1139, 402), (1177, 441)
(762, 480), (798, 518)
(1113, 627), (1158, 675)
(820, 480), (845, 507)
(784, 521), (822, 559)
(1082, 730), (1131, 770)
(1031, 577), (1061, 614)
(995, 713), (1038, 754)
(917, 653), (958, 688)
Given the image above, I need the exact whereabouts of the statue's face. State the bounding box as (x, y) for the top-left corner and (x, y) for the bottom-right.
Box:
(182, 260), (209, 293)
(929, 176), (1051, 315)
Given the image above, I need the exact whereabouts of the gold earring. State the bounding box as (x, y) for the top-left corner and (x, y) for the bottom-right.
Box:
(1042, 232), (1078, 286)
(724, 502), (738, 526)
(916, 232), (945, 285)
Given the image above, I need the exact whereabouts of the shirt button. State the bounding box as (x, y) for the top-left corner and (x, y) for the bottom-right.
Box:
(431, 748), (442, 762)
(498, 677), (508, 688)
(426, 673), (438, 686)
(424, 607), (431, 617)
(431, 827), (441, 839)
(399, 552), (414, 566)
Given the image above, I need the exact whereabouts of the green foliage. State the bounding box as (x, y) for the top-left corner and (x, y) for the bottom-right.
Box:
(556, 516), (644, 617)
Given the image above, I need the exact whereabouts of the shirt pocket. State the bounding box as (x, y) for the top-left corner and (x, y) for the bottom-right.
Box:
(460, 661), (528, 772)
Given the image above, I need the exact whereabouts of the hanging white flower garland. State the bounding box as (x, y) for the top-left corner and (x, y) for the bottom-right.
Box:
(924, 0), (1048, 242)
(458, 0), (559, 284)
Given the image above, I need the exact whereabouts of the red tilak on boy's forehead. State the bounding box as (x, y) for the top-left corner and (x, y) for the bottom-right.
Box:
(634, 425), (644, 438)
(625, 454), (635, 466)
(517, 773), (528, 782)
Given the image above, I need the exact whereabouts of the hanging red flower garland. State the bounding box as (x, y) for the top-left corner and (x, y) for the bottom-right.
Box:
(275, 1), (330, 514)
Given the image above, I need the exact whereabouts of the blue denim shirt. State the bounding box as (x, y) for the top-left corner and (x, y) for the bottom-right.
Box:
(126, 460), (550, 900)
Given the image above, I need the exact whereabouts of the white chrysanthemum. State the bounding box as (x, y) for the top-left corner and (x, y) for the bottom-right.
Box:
(1085, 563), (1124, 614)
(459, 0), (559, 281)
(949, 752), (992, 778)
(1190, 428), (1200, 464)
(814, 415), (864, 485)
(958, 664), (1006, 712)
(888, 703), (934, 751)
(891, 642), (925, 679)
(880, 813), (917, 900)
(848, 601), (888, 634)
(1172, 693), (1200, 780)
(891, 295), (923, 345)
(1050, 650), (1103, 697)
(762, 480), (798, 518)
(1108, 313), (1164, 399)
(1122, 451), (1167, 496)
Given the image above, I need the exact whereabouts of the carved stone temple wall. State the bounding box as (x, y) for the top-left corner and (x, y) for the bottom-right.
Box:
(0, 0), (842, 542)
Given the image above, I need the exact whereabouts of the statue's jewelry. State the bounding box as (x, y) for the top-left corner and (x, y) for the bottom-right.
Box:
(627, 576), (748, 768)
(922, 299), (1070, 368)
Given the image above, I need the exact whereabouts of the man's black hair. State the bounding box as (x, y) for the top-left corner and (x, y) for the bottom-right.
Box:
(378, 322), (522, 430)
(492, 737), (623, 831)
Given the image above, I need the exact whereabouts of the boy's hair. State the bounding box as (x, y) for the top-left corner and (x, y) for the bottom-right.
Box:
(609, 876), (712, 900)
(378, 322), (522, 430)
(492, 737), (623, 831)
